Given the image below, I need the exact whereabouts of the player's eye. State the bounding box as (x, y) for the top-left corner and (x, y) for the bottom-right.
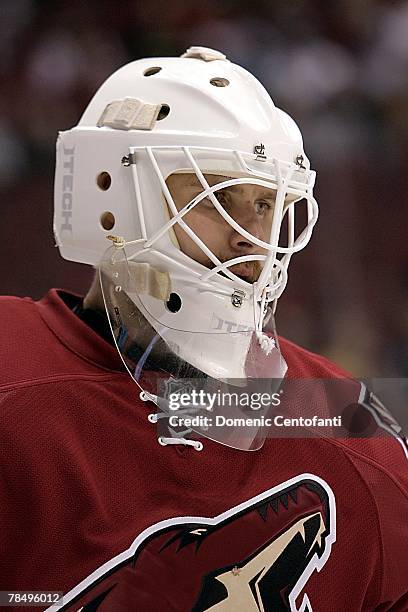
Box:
(255, 200), (273, 215)
(215, 190), (229, 207)
(201, 190), (229, 209)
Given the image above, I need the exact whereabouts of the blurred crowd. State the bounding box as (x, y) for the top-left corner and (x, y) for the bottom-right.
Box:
(1, 0), (407, 377)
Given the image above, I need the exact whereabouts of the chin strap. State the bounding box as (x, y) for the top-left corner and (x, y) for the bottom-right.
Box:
(141, 391), (204, 451)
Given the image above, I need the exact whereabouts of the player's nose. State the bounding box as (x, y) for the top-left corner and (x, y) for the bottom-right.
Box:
(229, 206), (264, 252)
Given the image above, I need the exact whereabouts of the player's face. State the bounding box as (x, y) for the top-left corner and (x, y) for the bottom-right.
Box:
(166, 174), (276, 283)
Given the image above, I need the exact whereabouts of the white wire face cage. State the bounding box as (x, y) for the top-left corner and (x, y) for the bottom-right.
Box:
(120, 144), (318, 329)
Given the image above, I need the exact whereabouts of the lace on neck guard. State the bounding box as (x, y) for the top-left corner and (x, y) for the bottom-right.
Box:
(141, 390), (203, 451)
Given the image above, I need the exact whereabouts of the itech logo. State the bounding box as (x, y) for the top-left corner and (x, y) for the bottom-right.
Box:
(60, 145), (75, 235)
(211, 313), (252, 334)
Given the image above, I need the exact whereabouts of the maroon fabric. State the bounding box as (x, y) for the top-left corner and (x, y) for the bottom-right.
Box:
(0, 290), (407, 611)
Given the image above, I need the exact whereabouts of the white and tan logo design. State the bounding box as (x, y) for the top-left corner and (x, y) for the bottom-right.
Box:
(47, 473), (336, 612)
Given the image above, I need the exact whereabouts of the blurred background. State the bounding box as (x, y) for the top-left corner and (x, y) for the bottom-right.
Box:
(1, 0), (407, 378)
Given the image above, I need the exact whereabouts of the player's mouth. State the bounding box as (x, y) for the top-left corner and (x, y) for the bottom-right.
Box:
(215, 261), (262, 283)
(229, 262), (258, 282)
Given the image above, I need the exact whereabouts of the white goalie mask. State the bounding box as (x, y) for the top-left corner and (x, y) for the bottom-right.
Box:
(54, 47), (319, 451)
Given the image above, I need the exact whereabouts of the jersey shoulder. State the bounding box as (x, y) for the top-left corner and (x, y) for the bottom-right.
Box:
(278, 335), (408, 480)
(0, 292), (109, 390)
(0, 294), (67, 388)
(0, 294), (45, 379)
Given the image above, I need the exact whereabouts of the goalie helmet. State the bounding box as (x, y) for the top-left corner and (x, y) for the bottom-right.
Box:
(54, 46), (319, 450)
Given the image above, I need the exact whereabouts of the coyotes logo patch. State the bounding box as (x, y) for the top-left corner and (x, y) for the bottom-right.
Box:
(48, 474), (336, 611)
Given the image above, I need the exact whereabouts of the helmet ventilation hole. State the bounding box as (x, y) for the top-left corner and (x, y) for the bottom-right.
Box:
(144, 66), (162, 76)
(100, 211), (115, 230)
(166, 293), (182, 313)
(157, 104), (170, 120)
(97, 171), (112, 191)
(210, 77), (229, 87)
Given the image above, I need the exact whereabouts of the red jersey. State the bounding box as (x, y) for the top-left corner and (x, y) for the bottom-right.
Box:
(1, 289), (407, 611)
